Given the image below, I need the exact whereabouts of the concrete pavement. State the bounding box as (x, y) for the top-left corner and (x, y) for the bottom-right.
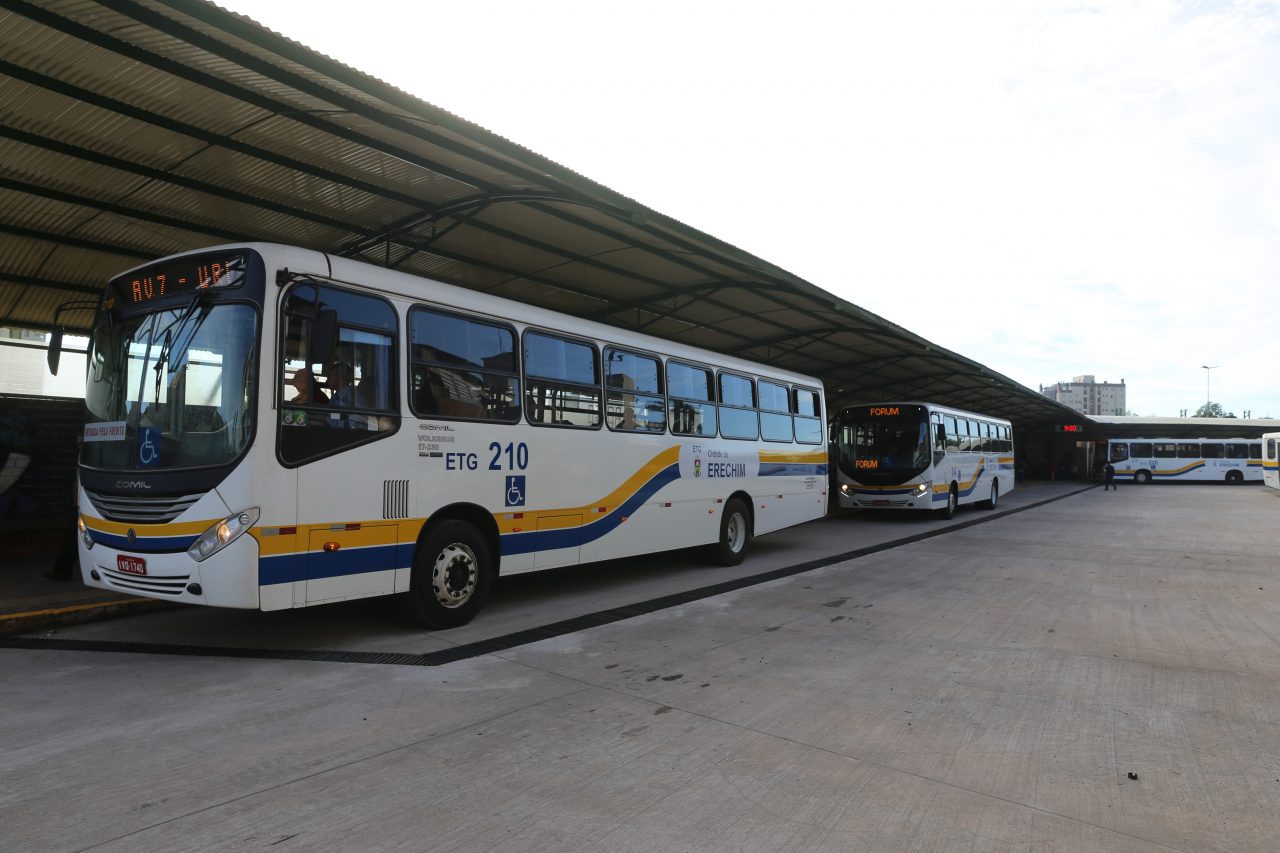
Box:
(3, 482), (1279, 851)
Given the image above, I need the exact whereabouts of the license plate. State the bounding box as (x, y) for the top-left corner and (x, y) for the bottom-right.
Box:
(117, 555), (147, 576)
(873, 499), (890, 506)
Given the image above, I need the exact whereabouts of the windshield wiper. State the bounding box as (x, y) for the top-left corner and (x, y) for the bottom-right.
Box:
(153, 291), (211, 377)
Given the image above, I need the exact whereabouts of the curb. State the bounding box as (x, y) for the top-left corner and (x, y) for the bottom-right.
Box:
(0, 597), (181, 638)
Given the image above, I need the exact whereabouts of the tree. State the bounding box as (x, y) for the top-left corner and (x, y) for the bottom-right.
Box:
(1194, 402), (1235, 418)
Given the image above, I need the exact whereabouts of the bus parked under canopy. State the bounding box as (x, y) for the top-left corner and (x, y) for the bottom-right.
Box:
(834, 402), (1014, 518)
(1106, 438), (1263, 484)
(70, 243), (829, 628)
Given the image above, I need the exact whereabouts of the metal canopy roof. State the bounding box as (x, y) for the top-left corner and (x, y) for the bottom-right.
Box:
(0, 0), (1081, 426)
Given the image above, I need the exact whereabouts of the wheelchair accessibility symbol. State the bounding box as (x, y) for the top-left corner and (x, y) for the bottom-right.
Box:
(138, 427), (161, 467)
(505, 475), (526, 507)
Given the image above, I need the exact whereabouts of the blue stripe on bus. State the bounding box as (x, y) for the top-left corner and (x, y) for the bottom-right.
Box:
(500, 463), (682, 556)
(258, 465), (685, 584)
(259, 542), (415, 586)
(259, 452), (823, 584)
(89, 530), (199, 553)
(1151, 462), (1204, 478)
(759, 463), (827, 476)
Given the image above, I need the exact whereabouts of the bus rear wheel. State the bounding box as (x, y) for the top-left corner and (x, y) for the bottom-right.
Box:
(1225, 470), (1243, 484)
(706, 497), (752, 566)
(407, 520), (493, 629)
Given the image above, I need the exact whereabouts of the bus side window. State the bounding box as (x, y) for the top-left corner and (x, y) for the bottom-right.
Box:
(1177, 443), (1200, 458)
(280, 282), (399, 466)
(718, 373), (758, 440)
(523, 331), (601, 428)
(604, 348), (665, 433)
(409, 308), (519, 422)
(1110, 443), (1129, 463)
(1202, 443), (1224, 459)
(945, 416), (960, 451)
(759, 380), (792, 442)
(1153, 443), (1176, 458)
(1224, 443), (1248, 459)
(668, 361), (716, 437)
(792, 388), (822, 445)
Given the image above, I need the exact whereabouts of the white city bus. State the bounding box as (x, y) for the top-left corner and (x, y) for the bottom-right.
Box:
(1258, 433), (1279, 490)
(1106, 437), (1264, 484)
(833, 402), (1014, 518)
(71, 244), (828, 627)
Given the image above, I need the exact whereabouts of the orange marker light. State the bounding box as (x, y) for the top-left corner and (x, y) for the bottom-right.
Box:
(323, 542), (341, 553)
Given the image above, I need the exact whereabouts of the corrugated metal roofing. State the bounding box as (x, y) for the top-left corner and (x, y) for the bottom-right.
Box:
(0, 0), (1082, 425)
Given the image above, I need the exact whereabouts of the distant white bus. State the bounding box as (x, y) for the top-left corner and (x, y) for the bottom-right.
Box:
(1106, 438), (1263, 484)
(833, 402), (1014, 518)
(1263, 433), (1280, 490)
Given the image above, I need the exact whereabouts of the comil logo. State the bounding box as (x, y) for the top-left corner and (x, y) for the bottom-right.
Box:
(115, 480), (152, 489)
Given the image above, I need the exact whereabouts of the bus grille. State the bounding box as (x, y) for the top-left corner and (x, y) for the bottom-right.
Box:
(84, 489), (204, 524)
(98, 566), (190, 596)
(384, 480), (410, 519)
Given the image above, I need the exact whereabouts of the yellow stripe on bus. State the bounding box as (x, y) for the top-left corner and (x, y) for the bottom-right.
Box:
(758, 449), (828, 464)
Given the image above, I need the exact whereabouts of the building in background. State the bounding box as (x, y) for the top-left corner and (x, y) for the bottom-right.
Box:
(1040, 375), (1127, 416)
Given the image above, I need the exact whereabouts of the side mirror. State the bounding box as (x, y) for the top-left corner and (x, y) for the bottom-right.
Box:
(47, 326), (64, 376)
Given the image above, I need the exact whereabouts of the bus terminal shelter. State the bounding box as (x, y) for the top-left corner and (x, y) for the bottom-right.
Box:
(0, 1), (1079, 444)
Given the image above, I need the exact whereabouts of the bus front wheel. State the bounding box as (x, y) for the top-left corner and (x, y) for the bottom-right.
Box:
(981, 480), (998, 510)
(407, 520), (493, 629)
(1134, 470), (1151, 484)
(706, 497), (752, 566)
(939, 485), (958, 520)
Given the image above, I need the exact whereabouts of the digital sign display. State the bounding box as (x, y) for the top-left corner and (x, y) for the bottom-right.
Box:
(855, 459), (879, 469)
(1057, 424), (1083, 433)
(850, 404), (923, 420)
(110, 253), (248, 307)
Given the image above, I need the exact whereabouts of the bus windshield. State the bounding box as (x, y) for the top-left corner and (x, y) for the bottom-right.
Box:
(837, 411), (931, 480)
(81, 302), (258, 471)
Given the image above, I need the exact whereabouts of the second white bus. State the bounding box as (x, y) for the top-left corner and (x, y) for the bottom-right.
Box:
(834, 402), (1014, 518)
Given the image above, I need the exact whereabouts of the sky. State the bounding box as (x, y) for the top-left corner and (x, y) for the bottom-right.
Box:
(217, 0), (1280, 418)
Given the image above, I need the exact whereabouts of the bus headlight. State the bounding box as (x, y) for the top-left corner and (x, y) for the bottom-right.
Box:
(188, 507), (260, 562)
(78, 516), (94, 550)
(914, 483), (929, 496)
(840, 483), (850, 494)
